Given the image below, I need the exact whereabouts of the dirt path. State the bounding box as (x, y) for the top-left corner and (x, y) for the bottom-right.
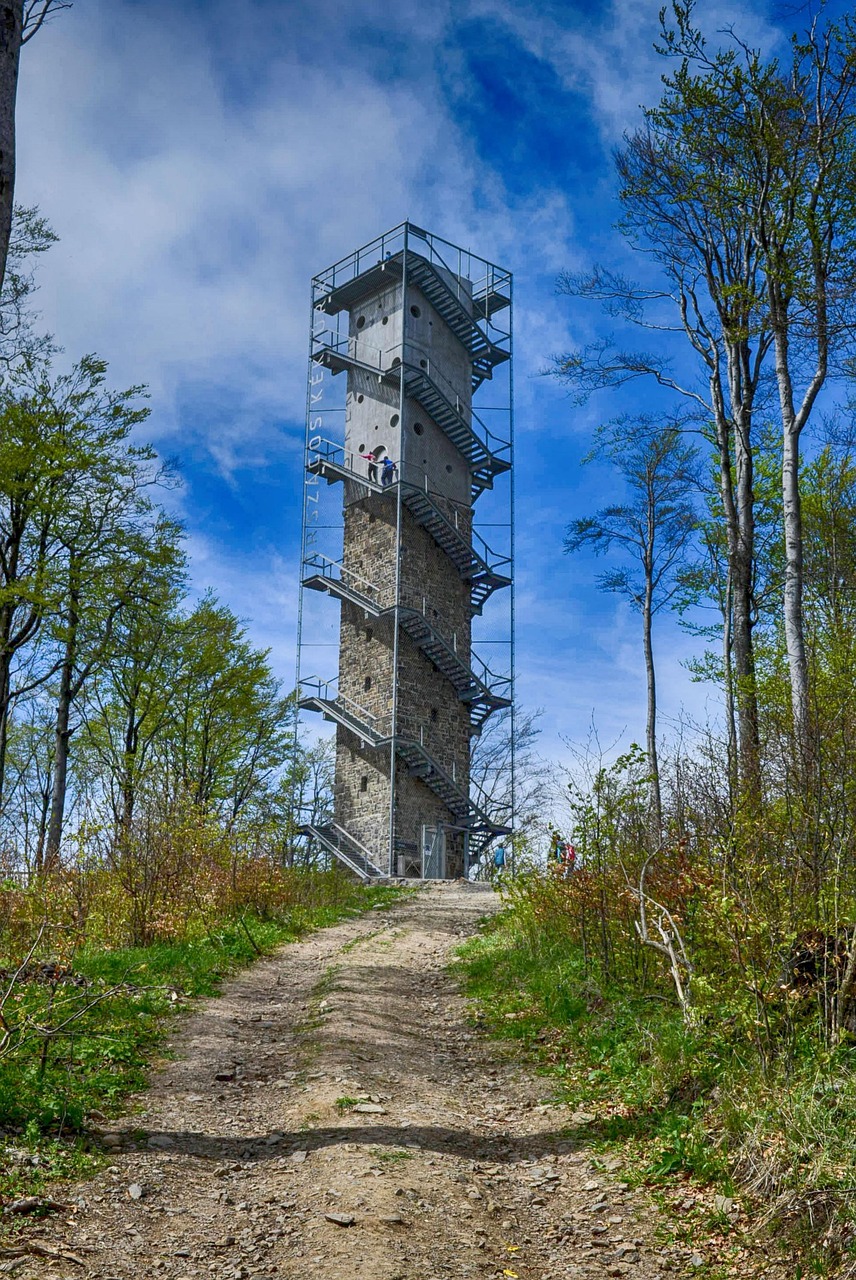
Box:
(15, 883), (679, 1280)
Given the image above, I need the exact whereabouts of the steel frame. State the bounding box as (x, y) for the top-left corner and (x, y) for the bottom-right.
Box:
(295, 222), (514, 878)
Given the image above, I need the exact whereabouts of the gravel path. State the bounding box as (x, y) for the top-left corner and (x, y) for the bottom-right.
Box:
(12, 882), (680, 1279)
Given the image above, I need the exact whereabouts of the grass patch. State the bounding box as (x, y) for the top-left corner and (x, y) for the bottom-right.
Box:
(0, 877), (403, 1205)
(455, 903), (856, 1276)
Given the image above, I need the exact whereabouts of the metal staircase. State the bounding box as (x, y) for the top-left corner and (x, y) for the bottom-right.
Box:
(298, 684), (510, 858)
(305, 443), (511, 615)
(302, 555), (511, 734)
(316, 250), (510, 389)
(302, 821), (385, 880)
(315, 343), (508, 500)
(399, 482), (511, 614)
(393, 363), (509, 499)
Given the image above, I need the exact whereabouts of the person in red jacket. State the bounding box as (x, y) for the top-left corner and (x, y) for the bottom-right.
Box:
(360, 450), (379, 483)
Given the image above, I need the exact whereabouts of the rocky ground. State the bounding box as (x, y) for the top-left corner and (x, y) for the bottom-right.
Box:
(6, 883), (709, 1279)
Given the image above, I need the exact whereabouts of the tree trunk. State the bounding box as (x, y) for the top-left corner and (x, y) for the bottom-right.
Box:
(722, 564), (738, 804)
(0, 3), (21, 295)
(642, 574), (661, 834)
(118, 700), (138, 839)
(770, 298), (812, 760)
(712, 400), (760, 796)
(0, 637), (11, 812)
(44, 580), (78, 869)
(782, 415), (809, 753)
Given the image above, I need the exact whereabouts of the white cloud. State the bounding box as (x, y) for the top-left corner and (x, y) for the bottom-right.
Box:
(14, 0), (735, 768)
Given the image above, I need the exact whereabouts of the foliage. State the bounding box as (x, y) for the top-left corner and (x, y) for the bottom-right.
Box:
(0, 864), (401, 1202)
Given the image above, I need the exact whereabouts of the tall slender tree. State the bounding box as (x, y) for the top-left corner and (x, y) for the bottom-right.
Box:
(565, 419), (698, 832)
(0, 2), (69, 295)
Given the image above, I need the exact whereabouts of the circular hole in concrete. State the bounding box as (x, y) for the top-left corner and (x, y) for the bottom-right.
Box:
(382, 316), (389, 325)
(390, 414), (399, 428)
(356, 315), (366, 329)
(413, 422), (424, 436)
(356, 393), (364, 403)
(445, 464), (453, 473)
(391, 357), (401, 367)
(410, 304), (421, 318)
(420, 358), (428, 368)
(358, 443), (366, 453)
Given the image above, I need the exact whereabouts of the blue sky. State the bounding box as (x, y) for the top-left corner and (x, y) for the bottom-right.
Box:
(16, 0), (806, 770)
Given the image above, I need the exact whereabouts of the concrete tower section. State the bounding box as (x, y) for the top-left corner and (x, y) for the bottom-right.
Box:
(297, 224), (513, 880)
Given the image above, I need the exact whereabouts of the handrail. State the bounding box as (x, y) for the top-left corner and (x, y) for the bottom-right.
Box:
(307, 437), (510, 579)
(312, 328), (511, 457)
(302, 555), (510, 704)
(299, 677), (381, 730)
(304, 551), (379, 600)
(330, 821), (381, 867)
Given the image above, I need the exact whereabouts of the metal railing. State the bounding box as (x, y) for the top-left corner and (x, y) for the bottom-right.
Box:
(304, 551), (380, 602)
(311, 329), (511, 460)
(311, 222), (511, 343)
(305, 438), (511, 580)
(298, 676), (387, 738)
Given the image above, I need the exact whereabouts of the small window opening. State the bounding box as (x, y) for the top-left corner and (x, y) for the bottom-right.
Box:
(364, 675), (372, 692)
(430, 707), (439, 723)
(368, 513), (376, 524)
(365, 627), (373, 642)
(360, 775), (368, 793)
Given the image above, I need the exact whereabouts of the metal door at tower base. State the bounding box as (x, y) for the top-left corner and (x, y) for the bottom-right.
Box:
(421, 825), (446, 879)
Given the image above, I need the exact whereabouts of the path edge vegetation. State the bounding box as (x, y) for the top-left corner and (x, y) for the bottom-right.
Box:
(455, 883), (856, 1280)
(0, 871), (405, 1212)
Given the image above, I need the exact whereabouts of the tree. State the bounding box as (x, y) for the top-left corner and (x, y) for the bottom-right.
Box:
(80, 525), (186, 842)
(470, 705), (546, 875)
(167, 595), (292, 822)
(0, 2), (70, 296)
(565, 419), (698, 832)
(281, 734), (334, 867)
(0, 355), (151, 830)
(44, 503), (175, 869)
(658, 5), (856, 761)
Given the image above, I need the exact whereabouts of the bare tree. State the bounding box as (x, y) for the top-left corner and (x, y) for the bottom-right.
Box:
(565, 419), (698, 833)
(555, 84), (772, 795)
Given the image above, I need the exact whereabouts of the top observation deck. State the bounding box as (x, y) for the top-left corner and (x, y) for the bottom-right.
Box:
(312, 223), (512, 387)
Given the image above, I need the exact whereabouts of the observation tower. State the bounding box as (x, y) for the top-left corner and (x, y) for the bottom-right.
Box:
(296, 223), (514, 878)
